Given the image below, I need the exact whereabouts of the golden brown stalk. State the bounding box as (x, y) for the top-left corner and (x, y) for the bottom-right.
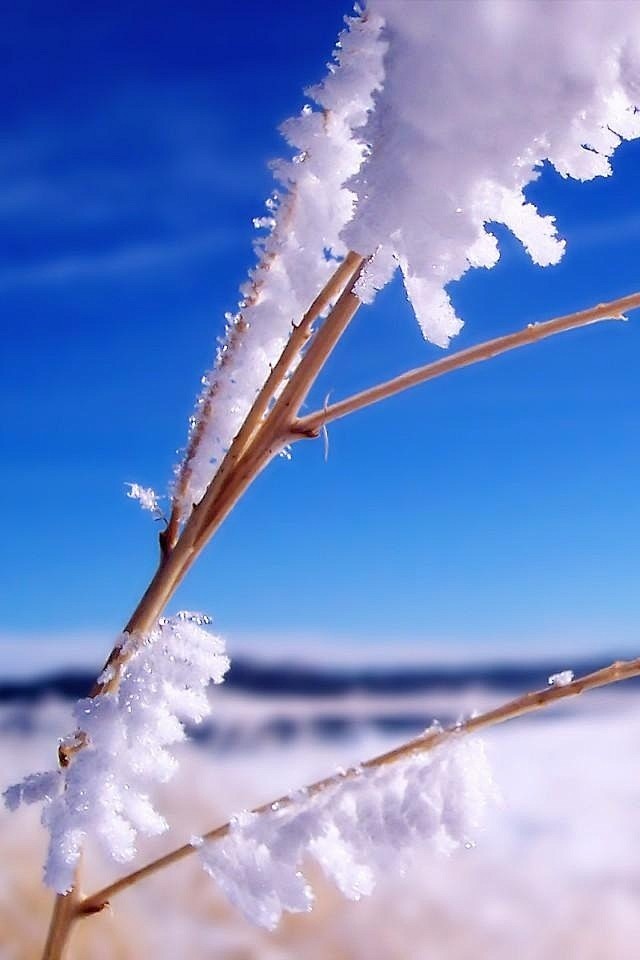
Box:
(294, 290), (640, 436)
(41, 259), (366, 960)
(89, 255), (365, 700)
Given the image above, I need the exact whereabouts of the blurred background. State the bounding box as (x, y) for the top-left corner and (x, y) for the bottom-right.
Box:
(2, 0), (640, 957)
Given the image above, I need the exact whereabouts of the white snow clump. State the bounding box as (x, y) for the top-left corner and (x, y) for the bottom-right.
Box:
(348, 0), (640, 345)
(3, 612), (229, 893)
(196, 734), (496, 930)
(126, 482), (161, 516)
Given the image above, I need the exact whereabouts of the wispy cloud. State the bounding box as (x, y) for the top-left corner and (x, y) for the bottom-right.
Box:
(0, 632), (110, 678)
(0, 87), (269, 290)
(0, 229), (233, 290)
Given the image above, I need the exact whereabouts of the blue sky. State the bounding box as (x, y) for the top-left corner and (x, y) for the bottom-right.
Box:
(2, 0), (640, 670)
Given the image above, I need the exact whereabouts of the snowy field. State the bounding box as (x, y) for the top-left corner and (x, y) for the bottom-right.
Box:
(2, 679), (640, 959)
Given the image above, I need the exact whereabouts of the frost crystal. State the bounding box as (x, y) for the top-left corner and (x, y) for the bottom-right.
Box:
(197, 735), (496, 930)
(126, 482), (161, 516)
(347, 0), (640, 345)
(3, 613), (229, 893)
(548, 670), (574, 688)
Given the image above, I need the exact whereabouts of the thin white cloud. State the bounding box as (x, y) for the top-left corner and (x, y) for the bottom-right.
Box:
(0, 229), (232, 290)
(0, 87), (263, 290)
(0, 632), (110, 678)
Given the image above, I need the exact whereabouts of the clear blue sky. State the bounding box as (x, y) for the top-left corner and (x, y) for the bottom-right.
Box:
(2, 0), (639, 666)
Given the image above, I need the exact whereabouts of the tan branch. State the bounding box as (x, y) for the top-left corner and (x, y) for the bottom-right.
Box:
(168, 251), (365, 545)
(265, 262), (365, 435)
(294, 290), (640, 437)
(42, 890), (80, 960)
(79, 651), (640, 915)
(42, 280), (636, 954)
(86, 254), (365, 699)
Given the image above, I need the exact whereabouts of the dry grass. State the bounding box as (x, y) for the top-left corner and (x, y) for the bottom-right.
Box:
(3, 691), (640, 959)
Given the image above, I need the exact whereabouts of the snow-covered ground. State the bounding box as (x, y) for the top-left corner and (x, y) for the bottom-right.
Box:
(2, 683), (640, 959)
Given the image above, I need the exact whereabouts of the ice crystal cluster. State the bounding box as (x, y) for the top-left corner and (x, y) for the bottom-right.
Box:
(196, 735), (496, 930)
(172, 0), (640, 514)
(349, 0), (640, 345)
(548, 669), (574, 688)
(126, 482), (161, 516)
(3, 613), (229, 893)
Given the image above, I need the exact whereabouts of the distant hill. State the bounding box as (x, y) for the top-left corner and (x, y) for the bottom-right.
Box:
(0, 654), (625, 703)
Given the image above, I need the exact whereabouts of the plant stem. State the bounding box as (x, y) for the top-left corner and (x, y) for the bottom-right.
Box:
(87, 286), (640, 699)
(40, 258), (365, 958)
(166, 251), (365, 546)
(294, 290), (640, 435)
(42, 887), (80, 960)
(41, 281), (638, 955)
(265, 260), (365, 433)
(89, 256), (365, 698)
(79, 651), (640, 914)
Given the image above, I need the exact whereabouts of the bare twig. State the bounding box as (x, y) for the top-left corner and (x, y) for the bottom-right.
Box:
(42, 889), (80, 959)
(293, 291), (640, 436)
(85, 255), (365, 703)
(79, 651), (640, 914)
(264, 262), (364, 434)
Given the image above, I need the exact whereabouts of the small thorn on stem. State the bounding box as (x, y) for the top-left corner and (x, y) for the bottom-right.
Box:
(290, 422), (322, 439)
(78, 898), (110, 918)
(158, 528), (171, 559)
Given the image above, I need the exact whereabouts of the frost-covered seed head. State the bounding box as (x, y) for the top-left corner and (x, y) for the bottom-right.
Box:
(3, 613), (229, 893)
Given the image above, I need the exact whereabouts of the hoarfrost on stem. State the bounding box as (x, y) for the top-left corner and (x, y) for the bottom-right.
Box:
(3, 612), (229, 894)
(174, 9), (386, 516)
(173, 0), (640, 523)
(126, 482), (161, 517)
(197, 734), (497, 930)
(548, 670), (574, 688)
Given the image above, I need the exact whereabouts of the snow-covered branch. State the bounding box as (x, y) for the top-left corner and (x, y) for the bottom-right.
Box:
(78, 650), (640, 924)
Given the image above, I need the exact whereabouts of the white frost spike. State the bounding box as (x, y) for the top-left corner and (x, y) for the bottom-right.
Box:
(3, 770), (63, 811)
(3, 613), (229, 893)
(197, 735), (496, 930)
(174, 10), (386, 516)
(126, 482), (161, 516)
(344, 0), (640, 345)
